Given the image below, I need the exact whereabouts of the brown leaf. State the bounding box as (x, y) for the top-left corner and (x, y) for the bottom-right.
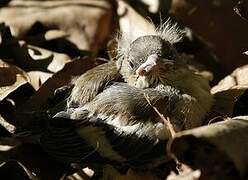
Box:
(233, 89), (248, 117)
(0, 136), (20, 164)
(21, 57), (95, 110)
(208, 65), (248, 118)
(44, 29), (69, 41)
(211, 64), (248, 94)
(0, 135), (69, 179)
(0, 115), (15, 134)
(102, 165), (160, 180)
(0, 24), (71, 74)
(0, 58), (35, 129)
(27, 71), (53, 90)
(0, 137), (21, 163)
(118, 0), (156, 39)
(168, 117), (248, 179)
(0, 0), (114, 52)
(170, 0), (248, 74)
(7, 143), (70, 180)
(210, 88), (247, 118)
(0, 160), (35, 180)
(26, 44), (71, 73)
(66, 168), (94, 180)
(0, 59), (30, 101)
(234, 0), (248, 22)
(0, 0), (10, 7)
(167, 167), (201, 180)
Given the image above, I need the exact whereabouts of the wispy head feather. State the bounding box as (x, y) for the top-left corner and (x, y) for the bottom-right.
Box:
(115, 32), (132, 60)
(155, 18), (185, 44)
(116, 18), (185, 60)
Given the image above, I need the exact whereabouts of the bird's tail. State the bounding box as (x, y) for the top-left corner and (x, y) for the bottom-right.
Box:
(40, 111), (106, 167)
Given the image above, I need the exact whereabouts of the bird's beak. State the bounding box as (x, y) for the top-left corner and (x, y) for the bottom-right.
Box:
(136, 54), (159, 76)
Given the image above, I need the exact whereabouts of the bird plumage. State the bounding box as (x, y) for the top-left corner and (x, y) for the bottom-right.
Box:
(67, 61), (122, 108)
(40, 19), (213, 171)
(41, 106), (168, 169)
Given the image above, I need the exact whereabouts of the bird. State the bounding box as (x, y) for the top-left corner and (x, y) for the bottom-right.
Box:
(39, 19), (213, 172)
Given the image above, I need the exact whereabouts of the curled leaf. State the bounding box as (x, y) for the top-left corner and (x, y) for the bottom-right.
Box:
(168, 117), (248, 179)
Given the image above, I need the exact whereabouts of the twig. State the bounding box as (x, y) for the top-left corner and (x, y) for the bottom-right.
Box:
(144, 93), (176, 138)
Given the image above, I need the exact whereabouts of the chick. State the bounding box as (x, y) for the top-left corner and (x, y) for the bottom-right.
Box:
(40, 20), (213, 170)
(115, 33), (213, 129)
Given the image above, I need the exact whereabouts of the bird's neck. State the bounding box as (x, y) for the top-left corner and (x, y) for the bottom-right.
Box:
(159, 67), (213, 112)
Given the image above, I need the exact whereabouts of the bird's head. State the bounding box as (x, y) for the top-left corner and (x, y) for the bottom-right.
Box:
(116, 19), (186, 88)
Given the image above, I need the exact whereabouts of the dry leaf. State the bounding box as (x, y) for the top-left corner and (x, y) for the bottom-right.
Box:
(66, 168), (94, 180)
(27, 44), (71, 73)
(0, 0), (10, 7)
(0, 23), (71, 75)
(6, 143), (70, 180)
(44, 30), (69, 41)
(210, 88), (247, 118)
(232, 89), (248, 116)
(0, 160), (35, 180)
(140, 0), (160, 13)
(0, 58), (35, 132)
(0, 59), (30, 101)
(211, 64), (248, 94)
(234, 0), (248, 22)
(27, 71), (53, 90)
(0, 115), (15, 134)
(168, 117), (248, 179)
(19, 57), (95, 111)
(208, 65), (248, 118)
(167, 167), (201, 180)
(0, 0), (114, 52)
(13, 57), (96, 130)
(102, 165), (160, 180)
(0, 137), (22, 164)
(170, 0), (248, 73)
(117, 0), (156, 39)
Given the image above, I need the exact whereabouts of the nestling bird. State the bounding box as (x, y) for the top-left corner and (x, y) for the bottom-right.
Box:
(40, 19), (213, 171)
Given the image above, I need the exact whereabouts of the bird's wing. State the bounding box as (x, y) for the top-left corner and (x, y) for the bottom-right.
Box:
(40, 113), (99, 164)
(80, 83), (180, 128)
(68, 61), (122, 108)
(40, 111), (167, 168)
(41, 84), (181, 168)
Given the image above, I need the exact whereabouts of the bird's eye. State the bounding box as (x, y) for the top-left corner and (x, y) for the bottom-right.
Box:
(128, 61), (134, 69)
(167, 52), (175, 60)
(167, 54), (173, 59)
